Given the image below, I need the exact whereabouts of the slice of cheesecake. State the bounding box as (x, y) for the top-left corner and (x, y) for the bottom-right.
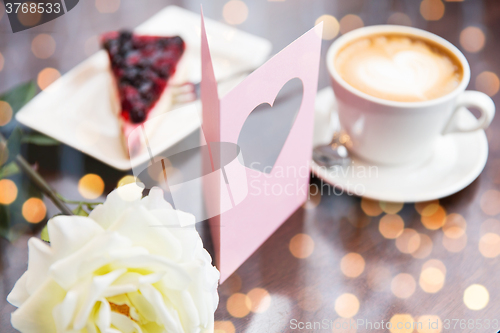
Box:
(102, 31), (186, 157)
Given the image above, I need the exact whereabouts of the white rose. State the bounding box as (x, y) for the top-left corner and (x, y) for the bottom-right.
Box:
(7, 184), (220, 333)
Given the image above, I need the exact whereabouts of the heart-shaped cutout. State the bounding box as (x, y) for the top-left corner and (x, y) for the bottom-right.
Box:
(356, 50), (440, 99)
(237, 78), (304, 173)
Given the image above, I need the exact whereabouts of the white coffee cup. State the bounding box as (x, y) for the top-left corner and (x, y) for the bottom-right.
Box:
(327, 25), (495, 165)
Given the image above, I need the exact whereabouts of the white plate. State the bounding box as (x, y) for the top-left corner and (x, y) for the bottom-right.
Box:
(312, 88), (489, 202)
(16, 6), (272, 170)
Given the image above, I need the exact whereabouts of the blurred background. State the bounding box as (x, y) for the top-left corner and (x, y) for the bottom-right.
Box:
(0, 0), (498, 94)
(1, 1), (500, 332)
(1, 0), (499, 233)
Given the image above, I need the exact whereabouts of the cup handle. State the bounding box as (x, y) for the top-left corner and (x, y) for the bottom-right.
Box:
(442, 91), (495, 135)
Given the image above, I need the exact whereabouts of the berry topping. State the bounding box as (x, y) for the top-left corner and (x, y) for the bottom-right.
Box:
(101, 30), (185, 124)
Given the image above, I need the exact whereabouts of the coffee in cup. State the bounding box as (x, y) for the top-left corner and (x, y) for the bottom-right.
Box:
(334, 34), (463, 102)
(326, 25), (495, 165)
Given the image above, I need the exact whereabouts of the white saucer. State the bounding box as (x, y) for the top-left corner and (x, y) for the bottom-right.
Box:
(311, 88), (489, 202)
(16, 6), (271, 170)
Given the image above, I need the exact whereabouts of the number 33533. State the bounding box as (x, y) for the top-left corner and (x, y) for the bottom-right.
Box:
(443, 319), (498, 330)
(5, 2), (61, 14)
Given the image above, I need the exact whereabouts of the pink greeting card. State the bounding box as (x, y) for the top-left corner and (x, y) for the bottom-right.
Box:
(201, 13), (323, 282)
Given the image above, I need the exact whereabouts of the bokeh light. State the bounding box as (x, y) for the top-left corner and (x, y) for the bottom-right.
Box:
(289, 233), (315, 259)
(247, 288), (271, 313)
(22, 198), (46, 223)
(37, 68), (61, 90)
(340, 252), (365, 278)
(389, 314), (415, 333)
(463, 284), (489, 310)
(334, 293), (360, 318)
(416, 315), (442, 333)
(479, 233), (500, 258)
(17, 3), (42, 27)
(442, 232), (467, 252)
(95, 0), (120, 13)
(475, 71), (500, 97)
(0, 179), (18, 204)
(223, 0), (249, 25)
(339, 14), (364, 35)
(420, 204), (440, 217)
(379, 214), (405, 239)
(391, 273), (416, 299)
(31, 34), (56, 59)
(227, 293), (251, 318)
(460, 27), (485, 53)
(389, 313), (416, 333)
(423, 259), (447, 274)
(361, 197), (382, 216)
(396, 228), (421, 254)
(297, 286), (322, 312)
(314, 15), (340, 40)
(411, 233), (433, 259)
(78, 174), (105, 199)
(415, 200), (439, 215)
(367, 265), (391, 292)
(0, 52), (4, 72)
(442, 213), (466, 239)
(480, 190), (500, 215)
(379, 201), (403, 214)
(481, 218), (500, 235)
(419, 266), (445, 293)
(0, 101), (13, 126)
(421, 205), (446, 230)
(117, 175), (138, 188)
(214, 321), (235, 333)
(420, 0), (445, 21)
(387, 12), (412, 26)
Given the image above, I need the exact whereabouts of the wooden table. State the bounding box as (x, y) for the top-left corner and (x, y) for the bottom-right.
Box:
(1, 0), (500, 332)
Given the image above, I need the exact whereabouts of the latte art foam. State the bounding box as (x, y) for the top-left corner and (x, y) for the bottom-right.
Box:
(335, 35), (463, 102)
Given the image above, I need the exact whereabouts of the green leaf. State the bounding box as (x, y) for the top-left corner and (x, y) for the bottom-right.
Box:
(40, 225), (50, 243)
(0, 81), (37, 114)
(22, 133), (60, 146)
(0, 161), (20, 178)
(2, 127), (23, 166)
(73, 205), (89, 217)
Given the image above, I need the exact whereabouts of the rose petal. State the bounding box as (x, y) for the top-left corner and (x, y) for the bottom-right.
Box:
(7, 272), (30, 307)
(52, 289), (78, 332)
(101, 284), (138, 298)
(110, 312), (140, 333)
(25, 238), (53, 295)
(141, 187), (173, 210)
(11, 279), (66, 333)
(127, 291), (157, 323)
(108, 206), (182, 261)
(89, 183), (144, 229)
(139, 284), (183, 332)
(49, 232), (133, 289)
(179, 290), (200, 330)
(96, 298), (111, 332)
(113, 254), (191, 290)
(73, 269), (127, 329)
(48, 216), (104, 256)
